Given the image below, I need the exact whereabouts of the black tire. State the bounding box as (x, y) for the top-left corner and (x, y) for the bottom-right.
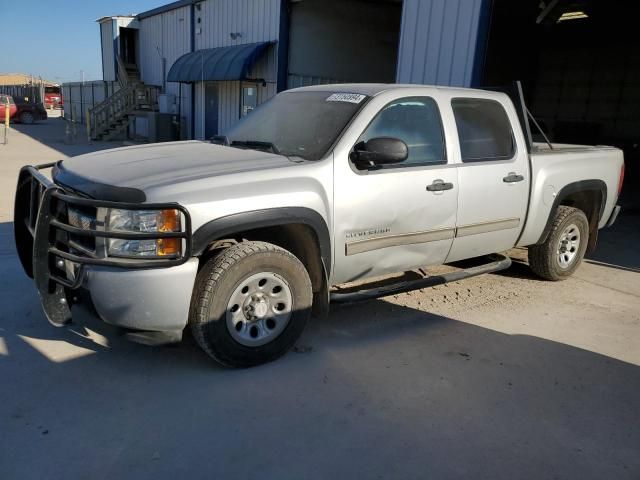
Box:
(189, 241), (313, 367)
(528, 206), (589, 281)
(20, 112), (34, 124)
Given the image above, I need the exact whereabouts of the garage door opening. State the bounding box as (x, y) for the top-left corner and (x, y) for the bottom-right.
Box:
(286, 0), (403, 88)
(481, 0), (640, 205)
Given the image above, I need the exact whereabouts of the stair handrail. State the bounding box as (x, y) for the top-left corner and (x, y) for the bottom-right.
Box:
(88, 83), (160, 139)
(116, 54), (130, 89)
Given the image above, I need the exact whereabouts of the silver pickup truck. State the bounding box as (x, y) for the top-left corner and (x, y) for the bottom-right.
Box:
(14, 83), (624, 367)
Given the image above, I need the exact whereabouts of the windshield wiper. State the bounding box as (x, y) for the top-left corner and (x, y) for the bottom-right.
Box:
(230, 140), (281, 155)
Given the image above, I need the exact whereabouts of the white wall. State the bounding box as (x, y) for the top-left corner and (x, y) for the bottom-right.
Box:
(100, 20), (116, 82)
(139, 6), (193, 138)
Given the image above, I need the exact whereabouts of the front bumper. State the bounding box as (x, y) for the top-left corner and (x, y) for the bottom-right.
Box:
(85, 260), (198, 332)
(14, 163), (194, 330)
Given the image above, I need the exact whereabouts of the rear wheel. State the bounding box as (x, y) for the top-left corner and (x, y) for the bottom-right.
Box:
(20, 112), (34, 124)
(189, 241), (313, 367)
(528, 206), (589, 281)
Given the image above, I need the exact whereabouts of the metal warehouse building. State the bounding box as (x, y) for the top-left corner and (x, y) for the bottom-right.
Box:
(93, 0), (639, 183)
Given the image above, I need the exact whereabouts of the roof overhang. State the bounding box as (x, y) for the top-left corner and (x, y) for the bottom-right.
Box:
(167, 42), (275, 83)
(137, 0), (197, 20)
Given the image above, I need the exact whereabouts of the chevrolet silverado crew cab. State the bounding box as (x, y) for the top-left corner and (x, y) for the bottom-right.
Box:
(14, 83), (624, 367)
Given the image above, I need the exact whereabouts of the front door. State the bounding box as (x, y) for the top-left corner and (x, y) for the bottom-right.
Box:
(332, 94), (458, 285)
(204, 83), (219, 139)
(445, 96), (530, 262)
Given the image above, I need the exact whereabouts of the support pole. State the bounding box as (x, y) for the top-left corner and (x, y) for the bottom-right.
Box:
(3, 102), (9, 145)
(86, 108), (92, 143)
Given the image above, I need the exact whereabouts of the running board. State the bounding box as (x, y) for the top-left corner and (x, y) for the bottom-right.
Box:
(330, 254), (512, 304)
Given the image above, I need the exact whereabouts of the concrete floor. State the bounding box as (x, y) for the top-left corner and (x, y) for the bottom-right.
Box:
(0, 117), (639, 479)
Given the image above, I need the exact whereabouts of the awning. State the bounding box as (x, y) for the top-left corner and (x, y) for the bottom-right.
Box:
(167, 41), (274, 83)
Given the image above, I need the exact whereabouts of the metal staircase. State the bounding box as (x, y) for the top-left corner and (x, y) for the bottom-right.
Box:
(89, 55), (159, 141)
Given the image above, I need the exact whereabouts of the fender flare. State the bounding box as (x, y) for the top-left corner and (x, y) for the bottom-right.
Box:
(536, 179), (607, 245)
(191, 207), (332, 276)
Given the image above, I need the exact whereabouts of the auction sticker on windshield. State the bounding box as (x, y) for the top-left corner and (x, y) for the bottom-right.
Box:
(326, 93), (367, 104)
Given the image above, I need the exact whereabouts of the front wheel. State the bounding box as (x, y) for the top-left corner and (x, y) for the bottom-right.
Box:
(528, 206), (589, 281)
(189, 241), (313, 367)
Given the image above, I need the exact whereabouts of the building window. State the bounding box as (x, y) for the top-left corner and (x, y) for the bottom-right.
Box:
(242, 86), (257, 116)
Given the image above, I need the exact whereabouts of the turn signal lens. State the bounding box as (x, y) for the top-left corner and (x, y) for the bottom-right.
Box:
(618, 162), (625, 197)
(157, 210), (181, 256)
(157, 238), (181, 256)
(159, 209), (181, 232)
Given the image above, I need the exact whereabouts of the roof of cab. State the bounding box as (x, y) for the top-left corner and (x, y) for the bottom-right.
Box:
(284, 83), (493, 97)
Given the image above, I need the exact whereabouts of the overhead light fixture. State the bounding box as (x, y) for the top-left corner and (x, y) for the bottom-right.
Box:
(557, 11), (589, 22)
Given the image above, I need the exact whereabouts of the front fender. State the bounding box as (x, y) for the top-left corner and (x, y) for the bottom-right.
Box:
(191, 207), (332, 276)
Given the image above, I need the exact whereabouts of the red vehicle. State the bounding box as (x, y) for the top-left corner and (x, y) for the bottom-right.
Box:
(44, 86), (63, 109)
(0, 94), (18, 120)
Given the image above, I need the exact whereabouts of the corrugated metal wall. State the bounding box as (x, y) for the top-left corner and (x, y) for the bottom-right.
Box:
(100, 21), (116, 82)
(193, 0), (281, 139)
(139, 6), (193, 138)
(396, 0), (485, 87)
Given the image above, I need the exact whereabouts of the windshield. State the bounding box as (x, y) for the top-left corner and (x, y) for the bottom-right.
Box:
(225, 91), (368, 160)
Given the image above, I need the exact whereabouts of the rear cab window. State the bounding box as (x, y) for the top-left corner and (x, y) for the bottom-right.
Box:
(451, 98), (515, 162)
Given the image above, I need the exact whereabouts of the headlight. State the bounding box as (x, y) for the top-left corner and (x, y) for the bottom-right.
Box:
(106, 209), (183, 258)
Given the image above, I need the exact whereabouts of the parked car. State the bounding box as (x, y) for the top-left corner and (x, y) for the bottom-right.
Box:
(14, 83), (624, 367)
(44, 86), (63, 110)
(14, 99), (47, 124)
(0, 94), (18, 120)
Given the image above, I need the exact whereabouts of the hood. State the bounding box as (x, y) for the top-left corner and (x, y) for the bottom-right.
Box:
(54, 141), (295, 202)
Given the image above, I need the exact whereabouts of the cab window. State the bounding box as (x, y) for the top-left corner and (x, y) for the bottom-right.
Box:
(451, 98), (515, 162)
(357, 96), (446, 167)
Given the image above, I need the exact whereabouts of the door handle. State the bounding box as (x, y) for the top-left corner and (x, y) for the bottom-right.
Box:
(503, 172), (525, 183)
(426, 180), (454, 192)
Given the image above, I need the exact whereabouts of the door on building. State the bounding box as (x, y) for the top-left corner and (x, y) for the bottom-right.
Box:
(445, 96), (530, 262)
(332, 95), (458, 284)
(204, 83), (219, 139)
(119, 27), (138, 66)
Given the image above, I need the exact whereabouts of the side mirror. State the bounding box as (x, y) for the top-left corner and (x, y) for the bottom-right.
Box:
(350, 137), (408, 169)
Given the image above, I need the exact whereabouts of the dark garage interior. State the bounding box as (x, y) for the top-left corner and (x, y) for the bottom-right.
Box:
(287, 0), (403, 86)
(482, 0), (640, 208)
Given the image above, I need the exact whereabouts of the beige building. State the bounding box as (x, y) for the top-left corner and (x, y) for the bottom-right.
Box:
(0, 73), (57, 86)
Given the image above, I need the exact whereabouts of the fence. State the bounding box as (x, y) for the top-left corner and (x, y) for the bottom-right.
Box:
(62, 81), (120, 124)
(0, 84), (45, 103)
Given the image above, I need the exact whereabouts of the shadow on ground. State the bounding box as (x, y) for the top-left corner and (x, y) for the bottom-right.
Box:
(0, 221), (639, 479)
(11, 114), (120, 158)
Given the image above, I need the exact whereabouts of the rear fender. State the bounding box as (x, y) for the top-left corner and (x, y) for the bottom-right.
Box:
(536, 180), (606, 254)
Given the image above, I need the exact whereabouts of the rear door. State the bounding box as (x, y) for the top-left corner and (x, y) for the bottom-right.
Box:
(445, 95), (530, 262)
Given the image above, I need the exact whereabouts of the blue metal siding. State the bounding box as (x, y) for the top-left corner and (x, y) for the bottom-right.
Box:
(396, 0), (486, 87)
